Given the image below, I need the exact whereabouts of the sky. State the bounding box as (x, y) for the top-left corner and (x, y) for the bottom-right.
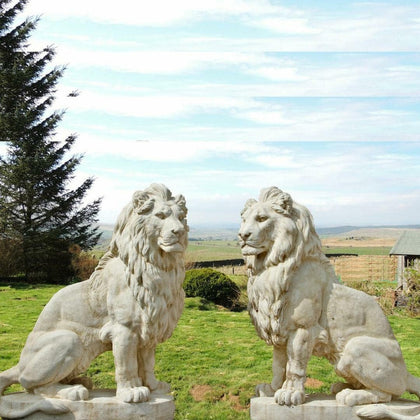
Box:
(2, 0), (420, 228)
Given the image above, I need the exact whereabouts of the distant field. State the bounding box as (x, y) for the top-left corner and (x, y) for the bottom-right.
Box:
(186, 240), (393, 263)
(186, 241), (242, 263)
(96, 225), (407, 261)
(322, 236), (396, 248)
(186, 240), (397, 283)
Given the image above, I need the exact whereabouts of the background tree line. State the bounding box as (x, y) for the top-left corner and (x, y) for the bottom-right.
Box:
(0, 0), (101, 283)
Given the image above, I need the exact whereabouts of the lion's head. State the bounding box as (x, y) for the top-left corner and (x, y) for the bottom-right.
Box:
(109, 183), (189, 273)
(239, 186), (322, 276)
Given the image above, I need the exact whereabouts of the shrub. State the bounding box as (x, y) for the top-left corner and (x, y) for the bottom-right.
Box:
(70, 245), (99, 281)
(403, 264), (420, 317)
(183, 268), (241, 309)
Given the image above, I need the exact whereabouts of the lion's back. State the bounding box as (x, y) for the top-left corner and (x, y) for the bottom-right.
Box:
(31, 280), (100, 332)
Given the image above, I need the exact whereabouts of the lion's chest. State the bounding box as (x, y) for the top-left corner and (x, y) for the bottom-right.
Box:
(106, 262), (185, 347)
(136, 270), (185, 346)
(247, 268), (290, 346)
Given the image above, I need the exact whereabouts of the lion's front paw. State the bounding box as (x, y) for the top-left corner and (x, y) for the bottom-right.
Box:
(336, 388), (361, 406)
(336, 388), (391, 406)
(255, 383), (275, 397)
(117, 386), (150, 403)
(331, 382), (351, 394)
(274, 378), (305, 406)
(274, 388), (305, 406)
(57, 385), (89, 401)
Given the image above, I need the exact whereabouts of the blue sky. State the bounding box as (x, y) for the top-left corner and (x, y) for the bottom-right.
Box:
(2, 0), (420, 228)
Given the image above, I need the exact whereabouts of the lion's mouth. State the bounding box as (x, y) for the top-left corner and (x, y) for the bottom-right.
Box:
(158, 237), (185, 253)
(240, 242), (266, 256)
(240, 239), (260, 248)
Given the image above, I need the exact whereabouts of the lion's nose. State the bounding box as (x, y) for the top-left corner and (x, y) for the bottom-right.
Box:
(239, 231), (251, 241)
(171, 225), (184, 235)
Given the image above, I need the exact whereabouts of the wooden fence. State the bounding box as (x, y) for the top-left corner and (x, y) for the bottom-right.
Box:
(329, 255), (398, 283)
(212, 255), (398, 283)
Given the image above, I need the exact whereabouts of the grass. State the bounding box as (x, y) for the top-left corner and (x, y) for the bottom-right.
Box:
(0, 283), (419, 419)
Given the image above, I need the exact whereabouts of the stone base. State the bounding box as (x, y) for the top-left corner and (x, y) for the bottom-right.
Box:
(250, 394), (420, 420)
(0, 389), (174, 420)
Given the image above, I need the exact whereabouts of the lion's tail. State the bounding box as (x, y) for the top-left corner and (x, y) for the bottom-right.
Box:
(0, 366), (19, 395)
(0, 397), (69, 419)
(407, 373), (420, 398)
(0, 366), (69, 419)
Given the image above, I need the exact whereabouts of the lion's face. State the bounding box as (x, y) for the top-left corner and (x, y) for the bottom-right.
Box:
(110, 184), (189, 271)
(239, 187), (323, 273)
(143, 200), (188, 254)
(239, 201), (297, 258)
(239, 202), (276, 256)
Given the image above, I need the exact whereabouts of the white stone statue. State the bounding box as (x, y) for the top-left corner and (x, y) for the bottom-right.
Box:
(239, 186), (420, 408)
(0, 184), (188, 417)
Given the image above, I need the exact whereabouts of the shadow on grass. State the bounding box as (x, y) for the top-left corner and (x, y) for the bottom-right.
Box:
(185, 297), (218, 311)
(184, 297), (247, 312)
(0, 278), (65, 290)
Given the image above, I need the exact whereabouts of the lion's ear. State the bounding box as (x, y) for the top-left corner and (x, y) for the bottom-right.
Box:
(132, 191), (155, 214)
(241, 198), (257, 216)
(175, 194), (187, 213)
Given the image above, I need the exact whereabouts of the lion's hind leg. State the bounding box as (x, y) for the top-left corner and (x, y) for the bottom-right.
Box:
(407, 373), (420, 399)
(18, 330), (88, 401)
(335, 336), (407, 406)
(0, 366), (19, 394)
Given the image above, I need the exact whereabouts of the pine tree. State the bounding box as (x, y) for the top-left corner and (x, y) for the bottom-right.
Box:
(0, 0), (101, 282)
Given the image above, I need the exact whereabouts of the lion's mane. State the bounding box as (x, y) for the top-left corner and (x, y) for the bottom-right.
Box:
(243, 187), (336, 345)
(89, 183), (187, 345)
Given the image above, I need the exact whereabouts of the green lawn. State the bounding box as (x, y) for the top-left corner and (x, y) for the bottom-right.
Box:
(0, 283), (419, 419)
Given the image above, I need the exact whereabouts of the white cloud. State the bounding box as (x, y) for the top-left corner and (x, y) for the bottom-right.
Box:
(252, 153), (302, 169)
(251, 17), (319, 35)
(25, 1), (420, 51)
(7, 1), (420, 228)
(238, 109), (292, 125)
(248, 66), (307, 82)
(38, 139), (420, 227)
(50, 49), (269, 75)
(71, 133), (271, 163)
(44, 49), (420, 99)
(68, 91), (255, 119)
(25, 0), (286, 26)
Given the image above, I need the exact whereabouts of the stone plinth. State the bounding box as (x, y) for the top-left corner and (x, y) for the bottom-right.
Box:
(250, 394), (420, 420)
(0, 390), (174, 420)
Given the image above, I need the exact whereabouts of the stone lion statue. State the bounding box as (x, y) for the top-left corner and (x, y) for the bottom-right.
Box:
(0, 184), (188, 414)
(239, 186), (420, 407)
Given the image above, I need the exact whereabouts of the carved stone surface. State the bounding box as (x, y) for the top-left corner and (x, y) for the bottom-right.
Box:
(0, 184), (188, 419)
(0, 390), (175, 420)
(239, 187), (420, 409)
(251, 394), (420, 420)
